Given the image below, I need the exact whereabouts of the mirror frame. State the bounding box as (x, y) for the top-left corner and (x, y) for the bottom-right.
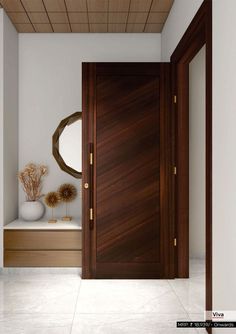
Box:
(52, 111), (82, 179)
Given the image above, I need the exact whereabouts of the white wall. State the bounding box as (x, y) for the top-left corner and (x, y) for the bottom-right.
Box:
(163, 0), (236, 325)
(161, 0), (203, 61)
(0, 9), (18, 267)
(213, 0), (236, 328)
(19, 34), (161, 219)
(189, 46), (205, 259)
(0, 10), (4, 268)
(3, 12), (18, 226)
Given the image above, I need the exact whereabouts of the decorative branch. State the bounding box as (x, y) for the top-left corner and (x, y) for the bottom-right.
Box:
(18, 163), (48, 201)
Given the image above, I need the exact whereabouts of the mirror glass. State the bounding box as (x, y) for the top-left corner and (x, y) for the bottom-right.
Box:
(53, 112), (82, 179)
(59, 119), (82, 172)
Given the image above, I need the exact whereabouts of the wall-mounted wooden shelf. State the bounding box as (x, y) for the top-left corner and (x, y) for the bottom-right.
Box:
(4, 219), (82, 230)
(4, 219), (82, 267)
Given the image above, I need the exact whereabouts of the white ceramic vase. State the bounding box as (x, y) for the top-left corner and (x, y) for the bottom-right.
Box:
(20, 201), (45, 221)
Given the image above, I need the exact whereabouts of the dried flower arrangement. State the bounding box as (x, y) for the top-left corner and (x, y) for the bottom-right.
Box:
(44, 191), (60, 223)
(58, 183), (77, 221)
(18, 163), (48, 201)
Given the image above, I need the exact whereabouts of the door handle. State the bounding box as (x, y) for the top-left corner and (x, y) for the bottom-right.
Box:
(89, 143), (94, 229)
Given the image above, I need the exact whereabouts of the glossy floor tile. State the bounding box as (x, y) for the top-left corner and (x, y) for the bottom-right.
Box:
(0, 260), (205, 334)
(76, 279), (187, 314)
(0, 313), (72, 334)
(71, 314), (198, 334)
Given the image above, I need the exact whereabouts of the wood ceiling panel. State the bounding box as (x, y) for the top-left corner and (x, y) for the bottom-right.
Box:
(21, 0), (45, 12)
(65, 0), (87, 12)
(151, 0), (174, 12)
(14, 23), (34, 32)
(148, 12), (168, 24)
(128, 12), (148, 24)
(28, 12), (49, 23)
(126, 23), (145, 32)
(48, 12), (68, 23)
(109, 12), (128, 24)
(109, 0), (129, 12)
(34, 23), (53, 32)
(1, 0), (172, 32)
(145, 23), (163, 33)
(0, 0), (25, 12)
(88, 12), (107, 24)
(71, 23), (89, 32)
(87, 0), (108, 12)
(90, 23), (107, 32)
(108, 23), (126, 33)
(68, 12), (88, 23)
(52, 23), (71, 32)
(43, 0), (66, 12)
(130, 0), (152, 12)
(7, 12), (30, 24)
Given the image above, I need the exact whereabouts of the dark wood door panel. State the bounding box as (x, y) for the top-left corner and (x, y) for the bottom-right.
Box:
(96, 75), (160, 265)
(82, 63), (173, 279)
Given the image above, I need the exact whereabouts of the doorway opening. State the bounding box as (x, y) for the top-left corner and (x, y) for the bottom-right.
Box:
(171, 0), (212, 330)
(189, 44), (206, 313)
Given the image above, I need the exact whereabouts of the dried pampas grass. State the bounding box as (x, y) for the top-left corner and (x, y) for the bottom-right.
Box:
(18, 163), (48, 201)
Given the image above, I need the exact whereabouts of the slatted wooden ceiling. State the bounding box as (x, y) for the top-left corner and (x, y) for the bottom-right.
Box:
(0, 0), (173, 33)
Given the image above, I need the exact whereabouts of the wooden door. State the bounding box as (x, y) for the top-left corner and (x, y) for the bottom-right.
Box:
(82, 63), (174, 279)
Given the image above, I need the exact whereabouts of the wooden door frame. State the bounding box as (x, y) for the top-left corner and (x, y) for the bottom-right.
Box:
(82, 63), (174, 279)
(171, 0), (212, 324)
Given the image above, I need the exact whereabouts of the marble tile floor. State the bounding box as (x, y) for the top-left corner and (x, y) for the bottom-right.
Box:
(0, 259), (205, 334)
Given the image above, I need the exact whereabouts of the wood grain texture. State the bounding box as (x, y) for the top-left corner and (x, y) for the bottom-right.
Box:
(108, 12), (128, 24)
(0, 0), (173, 33)
(4, 230), (82, 250)
(82, 63), (96, 278)
(87, 0), (108, 12)
(130, 0), (152, 12)
(96, 75), (160, 265)
(65, 0), (87, 12)
(7, 12), (30, 23)
(151, 0), (174, 12)
(4, 250), (81, 267)
(145, 24), (163, 33)
(43, 0), (66, 12)
(109, 0), (129, 12)
(28, 12), (49, 24)
(0, 0), (24, 12)
(126, 23), (144, 32)
(14, 23), (34, 32)
(33, 23), (53, 32)
(171, 1), (212, 330)
(128, 12), (148, 24)
(148, 12), (168, 24)
(21, 0), (45, 12)
(48, 12), (68, 24)
(82, 63), (173, 279)
(68, 12), (88, 24)
(108, 23), (126, 33)
(71, 23), (89, 32)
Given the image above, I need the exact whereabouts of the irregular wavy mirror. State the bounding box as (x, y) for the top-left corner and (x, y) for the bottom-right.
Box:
(52, 112), (82, 178)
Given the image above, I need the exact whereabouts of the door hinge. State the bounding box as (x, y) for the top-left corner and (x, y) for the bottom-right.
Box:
(173, 166), (177, 175)
(90, 152), (93, 165)
(174, 95), (177, 104)
(174, 238), (177, 247)
(89, 208), (93, 221)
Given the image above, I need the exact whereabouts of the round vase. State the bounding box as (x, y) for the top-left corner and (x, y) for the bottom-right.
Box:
(20, 201), (45, 221)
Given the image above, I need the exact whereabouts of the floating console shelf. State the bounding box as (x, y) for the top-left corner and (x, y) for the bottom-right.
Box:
(4, 219), (82, 267)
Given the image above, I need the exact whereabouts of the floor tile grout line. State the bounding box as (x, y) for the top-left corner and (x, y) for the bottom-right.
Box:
(70, 276), (83, 334)
(167, 280), (194, 320)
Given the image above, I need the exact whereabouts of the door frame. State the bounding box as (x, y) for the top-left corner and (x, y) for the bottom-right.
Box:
(171, 0), (212, 324)
(82, 63), (174, 279)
